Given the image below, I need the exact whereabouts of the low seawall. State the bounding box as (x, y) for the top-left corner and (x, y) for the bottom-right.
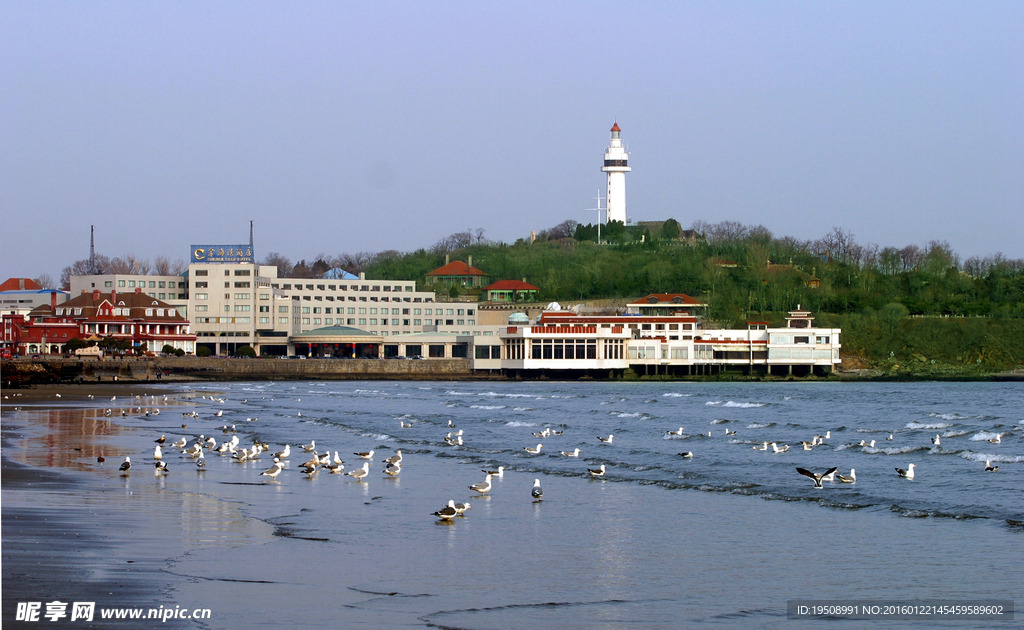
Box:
(2, 356), (487, 386)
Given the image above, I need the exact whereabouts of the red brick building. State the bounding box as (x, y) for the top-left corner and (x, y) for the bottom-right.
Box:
(2, 288), (195, 356)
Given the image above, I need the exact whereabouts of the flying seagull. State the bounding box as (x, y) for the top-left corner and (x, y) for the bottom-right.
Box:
(796, 467), (838, 488)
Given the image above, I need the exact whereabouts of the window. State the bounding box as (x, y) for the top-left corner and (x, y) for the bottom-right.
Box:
(795, 336), (810, 344)
(278, 306), (289, 313)
(279, 317), (289, 324)
(195, 270), (208, 276)
(815, 335), (830, 344)
(196, 293), (208, 300)
(235, 305), (251, 312)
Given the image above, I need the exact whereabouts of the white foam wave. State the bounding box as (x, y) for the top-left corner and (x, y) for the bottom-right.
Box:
(470, 404), (507, 410)
(746, 422), (775, 429)
(504, 420), (538, 427)
(512, 407), (534, 412)
(958, 452), (1024, 464)
(662, 392), (693, 398)
(706, 400), (766, 408)
(477, 391), (535, 399)
(613, 412), (645, 418)
(969, 431), (1004, 442)
(905, 421), (951, 430)
(942, 430), (970, 438)
(929, 412), (968, 421)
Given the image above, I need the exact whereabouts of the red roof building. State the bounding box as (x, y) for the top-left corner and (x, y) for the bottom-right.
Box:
(425, 258), (490, 288)
(2, 288), (196, 356)
(482, 280), (540, 303)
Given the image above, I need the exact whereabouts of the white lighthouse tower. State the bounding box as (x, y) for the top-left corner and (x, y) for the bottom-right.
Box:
(601, 122), (630, 224)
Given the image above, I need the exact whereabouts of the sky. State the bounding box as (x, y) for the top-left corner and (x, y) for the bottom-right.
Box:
(2, 1), (1022, 283)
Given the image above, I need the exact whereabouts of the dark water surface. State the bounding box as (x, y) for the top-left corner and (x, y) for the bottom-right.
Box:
(4, 380), (1022, 629)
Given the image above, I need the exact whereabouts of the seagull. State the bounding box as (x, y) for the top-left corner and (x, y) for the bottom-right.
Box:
(399, 420), (413, 428)
(483, 465), (505, 478)
(931, 434), (941, 446)
(154, 461), (169, 474)
(434, 500), (458, 521)
(895, 463), (916, 479)
(598, 434), (614, 444)
(988, 434), (1003, 444)
(469, 474), (493, 495)
(154, 435), (166, 444)
(772, 442), (790, 453)
(531, 478), (543, 500)
(796, 467), (838, 488)
(532, 427), (551, 438)
(302, 440), (316, 452)
(524, 444), (543, 454)
(299, 464), (318, 478)
(153, 445), (163, 461)
(346, 462), (370, 481)
(859, 439), (876, 448)
(118, 456), (131, 474)
(799, 441), (815, 451)
(196, 451), (206, 470)
(724, 428), (737, 436)
(384, 450), (403, 465)
(666, 428), (685, 436)
(260, 459), (285, 480)
(753, 442), (769, 451)
(354, 449), (375, 460)
(454, 501), (472, 515)
(447, 419), (456, 428)
(560, 448), (581, 457)
(383, 462), (401, 477)
(886, 434), (894, 441)
(679, 451), (693, 458)
(984, 460), (999, 472)
(588, 464), (607, 477)
(326, 458), (345, 474)
(274, 445), (291, 459)
(836, 468), (856, 483)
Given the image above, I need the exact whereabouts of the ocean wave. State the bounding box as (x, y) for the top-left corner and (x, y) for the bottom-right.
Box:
(477, 391), (536, 399)
(958, 452), (1024, 464)
(504, 421), (538, 427)
(512, 407), (534, 412)
(970, 431), (1005, 442)
(612, 412), (646, 419)
(706, 400), (767, 408)
(905, 421), (952, 429)
(863, 445), (930, 455)
(469, 404), (507, 410)
(746, 422), (775, 429)
(662, 392), (693, 398)
(929, 412), (969, 421)
(710, 418), (730, 425)
(942, 430), (970, 438)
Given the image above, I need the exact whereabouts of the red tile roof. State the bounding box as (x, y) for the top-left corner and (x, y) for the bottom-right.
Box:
(611, 122), (621, 132)
(629, 293), (704, 306)
(0, 277), (43, 291)
(426, 261), (488, 277)
(483, 280), (539, 292)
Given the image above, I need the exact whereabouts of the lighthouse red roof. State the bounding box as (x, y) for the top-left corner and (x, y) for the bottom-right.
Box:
(610, 122), (621, 132)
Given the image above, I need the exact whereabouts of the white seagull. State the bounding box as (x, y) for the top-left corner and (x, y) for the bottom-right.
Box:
(346, 461), (370, 481)
(483, 465), (505, 478)
(679, 451), (694, 458)
(588, 464), (607, 477)
(302, 440), (316, 452)
(153, 445), (163, 461)
(796, 467), (838, 488)
(469, 474), (493, 495)
(454, 501), (472, 515)
(384, 450), (403, 465)
(836, 468), (856, 483)
(753, 441), (769, 451)
(531, 478), (543, 500)
(524, 444), (543, 454)
(274, 444), (291, 459)
(598, 434), (614, 444)
(667, 428), (685, 436)
(354, 449), (375, 460)
(260, 459), (285, 480)
(931, 434), (941, 446)
(984, 460), (999, 472)
(119, 456), (132, 474)
(433, 500), (458, 521)
(560, 448), (581, 457)
(383, 462), (401, 477)
(154, 461), (169, 474)
(895, 463), (916, 480)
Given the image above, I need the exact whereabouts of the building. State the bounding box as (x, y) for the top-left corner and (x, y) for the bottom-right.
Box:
(2, 288), (195, 355)
(0, 278), (68, 317)
(602, 122), (631, 224)
(425, 257), (490, 289)
(495, 304), (841, 377)
(482, 279), (540, 303)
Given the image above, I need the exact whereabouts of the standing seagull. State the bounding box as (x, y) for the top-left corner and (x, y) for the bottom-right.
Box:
(895, 463), (916, 479)
(469, 474), (493, 495)
(796, 467), (839, 488)
(154, 461), (169, 475)
(433, 500), (458, 521)
(531, 478), (543, 501)
(118, 456), (132, 475)
(346, 461), (370, 481)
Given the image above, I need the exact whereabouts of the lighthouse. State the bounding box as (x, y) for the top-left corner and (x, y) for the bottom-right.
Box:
(601, 122), (630, 224)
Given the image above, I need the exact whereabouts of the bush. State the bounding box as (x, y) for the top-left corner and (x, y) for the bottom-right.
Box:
(234, 345), (257, 358)
(196, 346), (212, 357)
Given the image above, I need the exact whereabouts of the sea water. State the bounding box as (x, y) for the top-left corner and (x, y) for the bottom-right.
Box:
(6, 381), (1023, 629)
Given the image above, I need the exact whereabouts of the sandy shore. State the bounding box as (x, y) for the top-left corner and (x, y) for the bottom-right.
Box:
(1, 389), (199, 628)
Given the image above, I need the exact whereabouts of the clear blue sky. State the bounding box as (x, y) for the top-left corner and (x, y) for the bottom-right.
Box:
(3, 1), (1022, 282)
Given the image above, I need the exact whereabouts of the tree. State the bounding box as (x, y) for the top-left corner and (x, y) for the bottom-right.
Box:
(660, 218), (682, 241)
(66, 338), (88, 352)
(261, 252), (293, 277)
(234, 345), (257, 358)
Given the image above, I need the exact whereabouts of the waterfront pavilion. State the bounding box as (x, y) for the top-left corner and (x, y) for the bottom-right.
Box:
(289, 325), (381, 358)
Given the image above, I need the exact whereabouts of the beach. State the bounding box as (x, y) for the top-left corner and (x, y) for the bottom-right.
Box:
(3, 381), (1021, 629)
